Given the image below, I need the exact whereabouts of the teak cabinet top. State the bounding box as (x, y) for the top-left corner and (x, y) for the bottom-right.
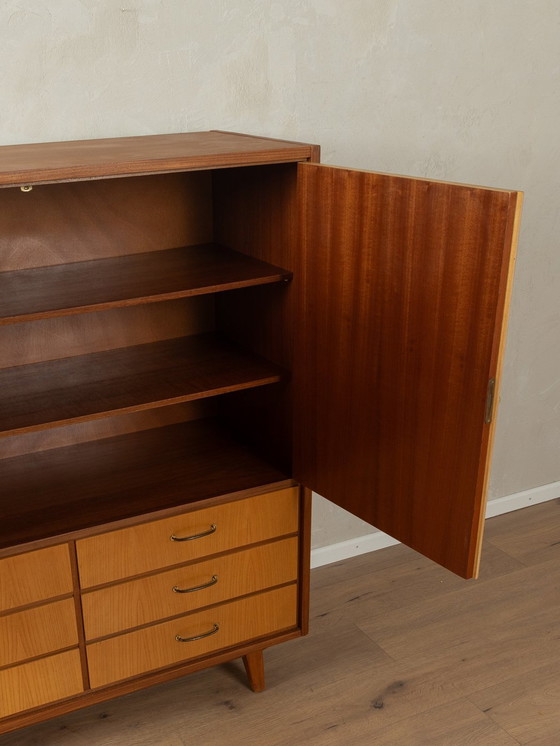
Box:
(0, 131), (522, 580)
(0, 131), (319, 186)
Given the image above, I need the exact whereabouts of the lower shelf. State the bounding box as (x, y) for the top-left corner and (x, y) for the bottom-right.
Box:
(0, 419), (292, 550)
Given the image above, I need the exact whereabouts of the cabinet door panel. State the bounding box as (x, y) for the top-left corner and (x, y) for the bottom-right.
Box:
(294, 163), (521, 578)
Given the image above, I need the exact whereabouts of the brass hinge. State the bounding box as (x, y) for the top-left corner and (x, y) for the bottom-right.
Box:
(485, 378), (496, 424)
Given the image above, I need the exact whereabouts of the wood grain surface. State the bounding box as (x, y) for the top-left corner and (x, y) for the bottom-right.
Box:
(0, 131), (317, 186)
(0, 420), (292, 550)
(0, 599), (78, 668)
(0, 334), (285, 436)
(81, 537), (299, 639)
(213, 164), (300, 471)
(0, 172), (212, 273)
(294, 163), (521, 578)
(0, 545), (73, 613)
(76, 487), (299, 587)
(86, 584), (298, 689)
(0, 244), (291, 324)
(0, 650), (83, 719)
(0, 403), (210, 460)
(0, 297), (214, 371)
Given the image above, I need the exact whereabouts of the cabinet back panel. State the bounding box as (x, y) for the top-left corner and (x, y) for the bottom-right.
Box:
(0, 298), (214, 370)
(0, 403), (212, 460)
(0, 173), (212, 271)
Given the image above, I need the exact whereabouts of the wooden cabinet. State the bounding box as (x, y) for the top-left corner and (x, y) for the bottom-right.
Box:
(0, 131), (521, 735)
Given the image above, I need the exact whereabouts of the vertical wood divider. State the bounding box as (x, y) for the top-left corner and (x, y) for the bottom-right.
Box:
(298, 487), (312, 636)
(68, 541), (90, 691)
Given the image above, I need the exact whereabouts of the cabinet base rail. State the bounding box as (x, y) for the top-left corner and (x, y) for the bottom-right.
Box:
(0, 632), (299, 736)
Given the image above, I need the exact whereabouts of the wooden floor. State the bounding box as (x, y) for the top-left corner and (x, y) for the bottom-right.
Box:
(2, 499), (560, 745)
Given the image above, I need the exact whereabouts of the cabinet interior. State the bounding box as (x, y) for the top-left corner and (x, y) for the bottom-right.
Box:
(0, 163), (300, 550)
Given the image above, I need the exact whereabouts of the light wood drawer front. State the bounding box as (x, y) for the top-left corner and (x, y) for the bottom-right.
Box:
(82, 537), (298, 640)
(87, 584), (297, 688)
(77, 487), (298, 588)
(0, 545), (73, 613)
(0, 598), (79, 668)
(0, 649), (83, 719)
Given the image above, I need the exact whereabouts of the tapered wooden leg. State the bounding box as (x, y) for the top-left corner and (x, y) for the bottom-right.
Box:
(242, 651), (265, 692)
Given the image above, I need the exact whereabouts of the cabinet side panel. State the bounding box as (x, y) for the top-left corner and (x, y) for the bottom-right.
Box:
(294, 163), (521, 578)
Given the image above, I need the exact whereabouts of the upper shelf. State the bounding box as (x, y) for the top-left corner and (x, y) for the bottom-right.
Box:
(0, 131), (318, 187)
(0, 244), (292, 325)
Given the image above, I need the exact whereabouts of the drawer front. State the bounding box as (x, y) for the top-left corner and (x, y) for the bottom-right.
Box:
(0, 598), (79, 668)
(77, 487), (299, 588)
(0, 545), (73, 613)
(82, 537), (298, 640)
(0, 649), (83, 719)
(87, 584), (298, 688)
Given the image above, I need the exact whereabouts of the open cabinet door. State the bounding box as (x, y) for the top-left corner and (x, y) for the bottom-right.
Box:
(293, 163), (522, 578)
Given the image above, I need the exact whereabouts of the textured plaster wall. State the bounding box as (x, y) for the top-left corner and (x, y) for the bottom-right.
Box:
(2, 1), (559, 549)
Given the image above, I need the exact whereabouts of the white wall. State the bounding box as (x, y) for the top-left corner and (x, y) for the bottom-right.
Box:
(2, 1), (559, 549)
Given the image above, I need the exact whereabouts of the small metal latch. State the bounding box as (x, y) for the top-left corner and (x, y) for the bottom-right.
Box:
(20, 185), (33, 193)
(485, 378), (496, 424)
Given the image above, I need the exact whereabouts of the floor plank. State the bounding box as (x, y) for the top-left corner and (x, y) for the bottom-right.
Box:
(356, 555), (560, 661)
(347, 699), (519, 746)
(310, 540), (523, 634)
(469, 660), (560, 744)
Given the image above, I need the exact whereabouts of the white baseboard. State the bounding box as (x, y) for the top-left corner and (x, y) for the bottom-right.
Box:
(310, 531), (399, 569)
(310, 480), (560, 569)
(484, 480), (560, 517)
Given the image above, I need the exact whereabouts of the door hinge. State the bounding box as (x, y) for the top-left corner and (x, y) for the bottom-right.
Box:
(485, 378), (496, 424)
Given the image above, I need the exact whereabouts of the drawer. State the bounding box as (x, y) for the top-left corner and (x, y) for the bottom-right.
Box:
(77, 487), (299, 588)
(0, 545), (73, 613)
(0, 649), (83, 719)
(0, 598), (79, 668)
(87, 584), (298, 688)
(82, 536), (298, 639)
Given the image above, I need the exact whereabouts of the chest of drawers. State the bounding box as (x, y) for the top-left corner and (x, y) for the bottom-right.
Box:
(0, 488), (305, 730)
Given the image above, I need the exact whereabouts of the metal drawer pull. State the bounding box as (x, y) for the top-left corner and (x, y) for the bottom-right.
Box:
(175, 623), (220, 643)
(170, 524), (217, 542)
(172, 575), (218, 594)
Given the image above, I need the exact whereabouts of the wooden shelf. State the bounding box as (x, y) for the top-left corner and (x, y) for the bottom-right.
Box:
(0, 334), (285, 437)
(0, 420), (292, 549)
(0, 244), (292, 325)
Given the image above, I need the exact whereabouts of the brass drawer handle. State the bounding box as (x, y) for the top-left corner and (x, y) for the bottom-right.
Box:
(170, 524), (217, 542)
(175, 623), (220, 643)
(172, 575), (218, 594)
